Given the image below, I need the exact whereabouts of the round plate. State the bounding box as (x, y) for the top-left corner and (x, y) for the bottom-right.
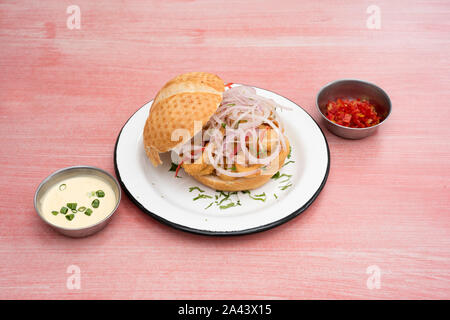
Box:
(114, 84), (330, 236)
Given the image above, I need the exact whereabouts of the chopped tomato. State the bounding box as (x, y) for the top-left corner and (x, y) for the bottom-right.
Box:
(225, 82), (234, 89)
(325, 98), (381, 128)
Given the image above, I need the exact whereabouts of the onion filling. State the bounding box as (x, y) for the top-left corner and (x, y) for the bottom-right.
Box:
(172, 85), (289, 178)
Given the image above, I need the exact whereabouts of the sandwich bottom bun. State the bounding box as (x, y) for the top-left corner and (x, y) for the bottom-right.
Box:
(189, 137), (290, 192)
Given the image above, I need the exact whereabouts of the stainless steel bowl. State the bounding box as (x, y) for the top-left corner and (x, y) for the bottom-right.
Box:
(34, 166), (121, 238)
(316, 79), (392, 139)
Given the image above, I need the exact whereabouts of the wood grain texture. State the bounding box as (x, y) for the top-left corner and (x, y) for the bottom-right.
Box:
(1, 0), (449, 299)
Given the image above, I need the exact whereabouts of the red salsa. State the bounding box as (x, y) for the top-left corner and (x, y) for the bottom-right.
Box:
(325, 98), (381, 128)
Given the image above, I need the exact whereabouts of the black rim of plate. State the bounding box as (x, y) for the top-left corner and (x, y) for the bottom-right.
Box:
(113, 85), (331, 236)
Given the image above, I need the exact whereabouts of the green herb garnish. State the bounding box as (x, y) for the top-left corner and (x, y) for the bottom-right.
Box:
(231, 165), (237, 172)
(60, 207), (68, 214)
(220, 202), (239, 210)
(78, 206), (86, 212)
(96, 190), (105, 198)
(51, 211), (59, 216)
(189, 186), (205, 193)
(274, 194), (278, 199)
(84, 208), (93, 216)
(279, 183), (292, 190)
(193, 194), (213, 201)
(65, 214), (75, 221)
(249, 192), (267, 202)
(205, 202), (213, 210)
(59, 184), (66, 191)
(282, 160), (295, 167)
(169, 162), (178, 172)
(67, 203), (77, 210)
(287, 146), (292, 159)
(71, 209), (77, 214)
(92, 199), (100, 208)
(271, 172), (280, 179)
(221, 123), (226, 128)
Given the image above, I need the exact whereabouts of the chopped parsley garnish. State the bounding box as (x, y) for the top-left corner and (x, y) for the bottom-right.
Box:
(271, 172), (280, 179)
(249, 192), (267, 202)
(193, 194), (213, 201)
(279, 183), (292, 190)
(205, 202), (213, 209)
(220, 201), (241, 210)
(274, 194), (278, 199)
(189, 186), (205, 193)
(282, 160), (295, 167)
(169, 162), (178, 172)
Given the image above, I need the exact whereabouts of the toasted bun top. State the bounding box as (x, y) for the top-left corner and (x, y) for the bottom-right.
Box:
(143, 72), (224, 166)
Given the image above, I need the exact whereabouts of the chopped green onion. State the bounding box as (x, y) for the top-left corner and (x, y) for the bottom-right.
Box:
(71, 209), (77, 214)
(287, 146), (292, 159)
(60, 207), (68, 214)
(84, 208), (93, 216)
(231, 165), (237, 172)
(221, 123), (226, 128)
(59, 184), (66, 191)
(78, 206), (86, 212)
(92, 199), (100, 208)
(274, 194), (278, 199)
(96, 190), (105, 198)
(189, 186), (205, 193)
(67, 203), (77, 210)
(51, 211), (59, 216)
(271, 172), (280, 179)
(65, 214), (75, 221)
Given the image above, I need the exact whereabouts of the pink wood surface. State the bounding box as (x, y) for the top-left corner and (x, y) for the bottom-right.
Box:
(1, 0), (449, 299)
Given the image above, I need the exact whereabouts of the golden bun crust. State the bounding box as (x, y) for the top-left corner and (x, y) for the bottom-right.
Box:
(143, 72), (224, 166)
(190, 137), (290, 192)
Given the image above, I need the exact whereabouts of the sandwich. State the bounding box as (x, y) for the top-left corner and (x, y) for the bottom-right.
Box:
(143, 72), (290, 191)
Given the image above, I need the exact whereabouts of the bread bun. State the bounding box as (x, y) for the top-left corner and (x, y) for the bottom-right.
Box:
(189, 137), (290, 191)
(143, 72), (224, 166)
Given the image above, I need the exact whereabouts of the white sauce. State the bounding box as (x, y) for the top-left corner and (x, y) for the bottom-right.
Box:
(40, 175), (117, 229)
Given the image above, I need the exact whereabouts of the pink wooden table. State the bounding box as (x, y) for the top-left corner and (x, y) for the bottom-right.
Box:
(1, 0), (449, 299)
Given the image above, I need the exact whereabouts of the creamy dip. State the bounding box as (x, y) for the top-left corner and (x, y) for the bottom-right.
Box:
(40, 175), (117, 229)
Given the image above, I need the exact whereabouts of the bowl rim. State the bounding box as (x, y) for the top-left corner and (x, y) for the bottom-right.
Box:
(34, 165), (121, 232)
(315, 78), (392, 131)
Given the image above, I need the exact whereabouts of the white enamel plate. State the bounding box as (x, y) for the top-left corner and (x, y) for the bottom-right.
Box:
(114, 85), (330, 235)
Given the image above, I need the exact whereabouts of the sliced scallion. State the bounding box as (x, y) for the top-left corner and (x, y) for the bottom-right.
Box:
(92, 199), (100, 208)
(67, 203), (77, 210)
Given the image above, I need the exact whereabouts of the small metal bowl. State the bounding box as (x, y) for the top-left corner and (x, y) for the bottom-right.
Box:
(34, 166), (121, 238)
(316, 79), (392, 139)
